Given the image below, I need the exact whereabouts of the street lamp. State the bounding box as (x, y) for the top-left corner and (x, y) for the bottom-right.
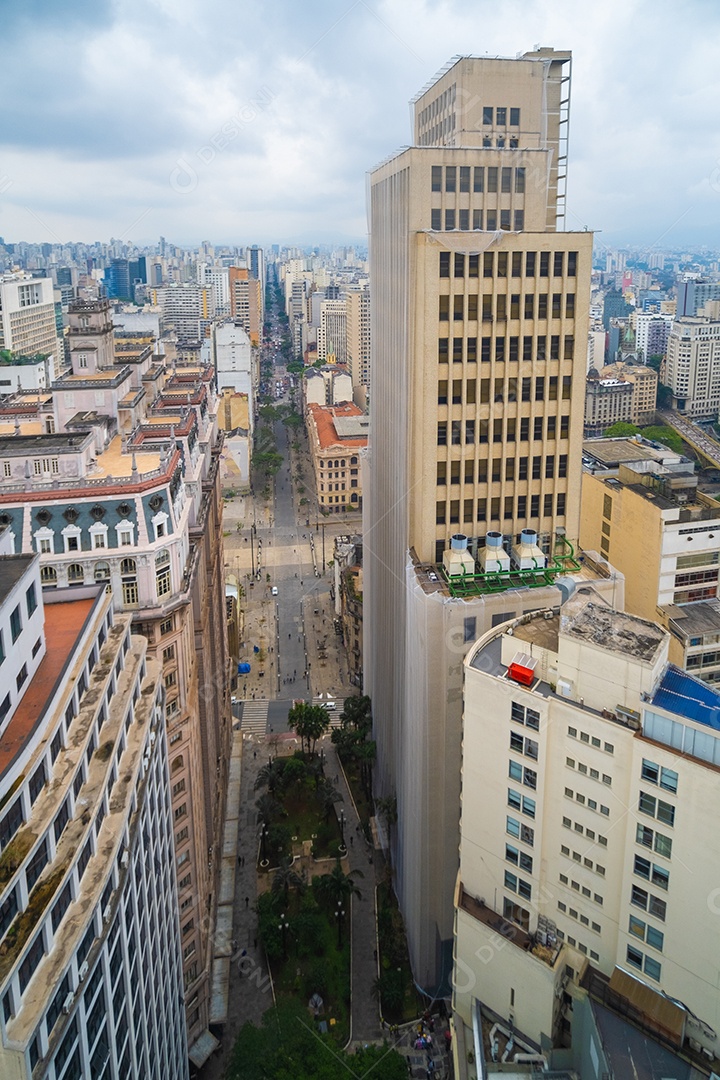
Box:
(335, 905), (345, 947)
(278, 913), (290, 957)
(260, 822), (269, 864)
(339, 809), (345, 847)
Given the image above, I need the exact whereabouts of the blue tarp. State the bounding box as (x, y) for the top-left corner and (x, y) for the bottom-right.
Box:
(238, 662), (251, 674)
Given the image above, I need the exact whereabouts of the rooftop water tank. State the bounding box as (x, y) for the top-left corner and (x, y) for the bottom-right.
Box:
(511, 529), (547, 571)
(479, 532), (510, 573)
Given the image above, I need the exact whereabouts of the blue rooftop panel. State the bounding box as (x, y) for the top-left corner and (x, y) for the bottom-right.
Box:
(652, 664), (720, 730)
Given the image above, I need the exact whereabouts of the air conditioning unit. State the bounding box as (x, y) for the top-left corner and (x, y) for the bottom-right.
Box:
(121, 851), (129, 868)
(102, 903), (112, 923)
(149, 731), (156, 746)
(78, 961), (89, 982)
(62, 992), (74, 1014)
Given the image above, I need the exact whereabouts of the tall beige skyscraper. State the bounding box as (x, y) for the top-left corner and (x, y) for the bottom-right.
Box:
(366, 50), (595, 989)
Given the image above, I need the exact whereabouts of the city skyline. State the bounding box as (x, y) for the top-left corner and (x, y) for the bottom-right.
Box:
(2, 0), (720, 249)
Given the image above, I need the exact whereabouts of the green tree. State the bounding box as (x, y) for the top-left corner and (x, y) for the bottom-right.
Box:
(255, 793), (284, 823)
(253, 450), (283, 477)
(641, 425), (684, 454)
(603, 422), (639, 438)
(376, 795), (398, 862)
(316, 777), (343, 823)
(226, 1001), (407, 1080)
(254, 759), (286, 796)
(282, 412), (304, 430)
(332, 695), (375, 797)
(313, 860), (363, 907)
(373, 968), (406, 1014)
(288, 702), (330, 756)
(280, 755), (309, 791)
(271, 856), (305, 903)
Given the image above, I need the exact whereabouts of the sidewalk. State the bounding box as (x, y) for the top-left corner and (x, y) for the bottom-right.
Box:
(322, 738), (385, 1047)
(200, 739), (272, 1080)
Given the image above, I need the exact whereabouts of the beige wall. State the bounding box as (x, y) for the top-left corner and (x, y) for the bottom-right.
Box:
(580, 472), (665, 622)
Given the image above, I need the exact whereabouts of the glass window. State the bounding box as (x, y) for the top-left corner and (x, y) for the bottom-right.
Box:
(10, 605), (21, 643)
(644, 956), (662, 981)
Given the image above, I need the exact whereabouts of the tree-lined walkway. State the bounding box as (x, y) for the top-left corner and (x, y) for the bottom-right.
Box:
(321, 736), (385, 1046)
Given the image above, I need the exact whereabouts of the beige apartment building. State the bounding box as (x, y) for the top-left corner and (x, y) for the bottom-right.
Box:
(665, 316), (720, 417)
(454, 592), (720, 1068)
(580, 457), (720, 622)
(306, 402), (367, 513)
(229, 267), (262, 346)
(366, 49), (594, 989)
(599, 359), (657, 425)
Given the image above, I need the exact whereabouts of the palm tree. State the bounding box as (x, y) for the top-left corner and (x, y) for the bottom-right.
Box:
(272, 857), (305, 903)
(254, 759), (285, 795)
(317, 778), (343, 822)
(315, 860), (363, 908)
(255, 793), (284, 824)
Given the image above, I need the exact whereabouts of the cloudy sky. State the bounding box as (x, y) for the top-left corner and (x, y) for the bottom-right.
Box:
(1, 0), (720, 250)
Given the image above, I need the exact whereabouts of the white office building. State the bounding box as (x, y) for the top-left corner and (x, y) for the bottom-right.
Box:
(0, 555), (187, 1079)
(454, 589), (720, 1065)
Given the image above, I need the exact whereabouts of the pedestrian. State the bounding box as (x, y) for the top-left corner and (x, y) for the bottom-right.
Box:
(253, 751), (257, 759)
(350, 836), (353, 847)
(245, 896), (249, 908)
(237, 855), (241, 866)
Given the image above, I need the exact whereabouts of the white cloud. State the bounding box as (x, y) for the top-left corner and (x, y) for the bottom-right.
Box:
(0, 0), (718, 246)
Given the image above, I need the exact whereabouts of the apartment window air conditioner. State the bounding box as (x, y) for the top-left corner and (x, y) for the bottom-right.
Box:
(102, 903), (112, 923)
(78, 961), (89, 982)
(62, 992), (74, 1014)
(121, 851), (129, 868)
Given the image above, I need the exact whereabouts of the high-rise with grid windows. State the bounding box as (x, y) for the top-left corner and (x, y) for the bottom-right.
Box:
(366, 50), (599, 991)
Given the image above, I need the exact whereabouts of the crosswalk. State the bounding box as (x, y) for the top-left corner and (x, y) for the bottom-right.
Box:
(312, 698), (345, 729)
(240, 700), (269, 737)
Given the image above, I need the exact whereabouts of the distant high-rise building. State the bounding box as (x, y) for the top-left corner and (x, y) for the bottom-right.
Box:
(665, 317), (720, 417)
(104, 259), (132, 301)
(246, 246), (265, 293)
(366, 50), (594, 990)
(317, 298), (347, 364)
(346, 286), (371, 405)
(0, 273), (60, 360)
(634, 311), (673, 359)
(229, 267), (262, 346)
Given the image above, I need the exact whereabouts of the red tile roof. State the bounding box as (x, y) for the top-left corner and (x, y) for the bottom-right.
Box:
(307, 402), (367, 452)
(0, 596), (96, 777)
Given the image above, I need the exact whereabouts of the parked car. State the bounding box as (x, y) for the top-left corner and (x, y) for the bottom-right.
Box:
(271, 586), (278, 595)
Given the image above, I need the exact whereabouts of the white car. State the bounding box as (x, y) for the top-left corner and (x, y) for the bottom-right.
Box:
(320, 701), (336, 711)
(271, 586), (278, 595)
